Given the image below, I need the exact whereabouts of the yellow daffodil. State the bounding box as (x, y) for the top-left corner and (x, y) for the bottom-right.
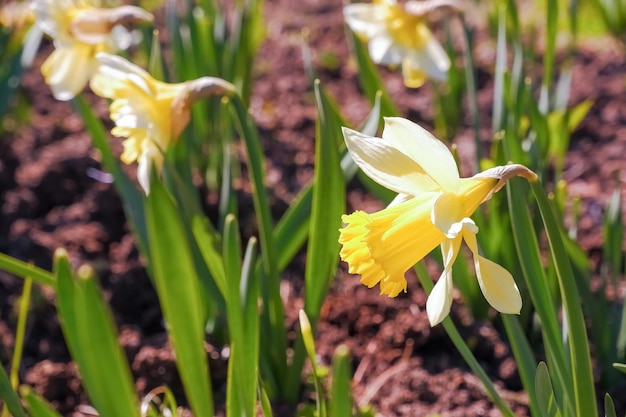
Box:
(344, 0), (458, 88)
(33, 0), (153, 100)
(339, 117), (536, 326)
(90, 53), (236, 195)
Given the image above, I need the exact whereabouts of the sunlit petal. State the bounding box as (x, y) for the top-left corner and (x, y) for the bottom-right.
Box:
(463, 227), (522, 314)
(342, 126), (442, 195)
(343, 3), (387, 39)
(431, 192), (464, 237)
(403, 36), (450, 83)
(426, 237), (461, 325)
(382, 117), (460, 192)
(369, 34), (402, 64)
(41, 44), (95, 101)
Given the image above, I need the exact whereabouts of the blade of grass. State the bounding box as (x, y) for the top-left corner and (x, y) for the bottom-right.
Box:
(535, 362), (562, 417)
(529, 179), (597, 417)
(54, 251), (139, 417)
(0, 365), (25, 417)
(501, 315), (543, 417)
(223, 215), (259, 417)
(9, 278), (31, 388)
(285, 79), (345, 401)
(230, 94), (286, 394)
(145, 179), (214, 416)
(0, 253), (54, 286)
(329, 345), (353, 417)
(20, 386), (63, 417)
(304, 79), (345, 318)
(299, 310), (327, 417)
(507, 179), (573, 413)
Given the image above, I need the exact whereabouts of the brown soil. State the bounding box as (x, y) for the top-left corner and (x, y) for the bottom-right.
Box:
(1, 0), (626, 415)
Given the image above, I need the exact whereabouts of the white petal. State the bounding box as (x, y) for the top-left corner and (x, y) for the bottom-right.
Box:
(427, 271), (453, 326)
(403, 36), (450, 81)
(368, 34), (403, 65)
(34, 0), (70, 38)
(342, 126), (442, 195)
(474, 255), (522, 314)
(93, 53), (152, 94)
(115, 113), (139, 128)
(387, 193), (413, 208)
(343, 3), (387, 39)
(426, 238), (461, 326)
(21, 26), (43, 68)
(109, 24), (133, 50)
(137, 152), (152, 195)
(43, 45), (93, 100)
(382, 117), (459, 192)
(463, 229), (522, 314)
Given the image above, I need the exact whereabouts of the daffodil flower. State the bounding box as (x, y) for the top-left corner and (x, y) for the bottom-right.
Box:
(344, 0), (458, 88)
(90, 53), (237, 195)
(339, 117), (536, 326)
(33, 0), (153, 100)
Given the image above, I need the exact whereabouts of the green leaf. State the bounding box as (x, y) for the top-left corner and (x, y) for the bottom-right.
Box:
(305, 79), (345, 319)
(507, 179), (574, 412)
(0, 253), (54, 286)
(535, 362), (561, 417)
(54, 251), (139, 417)
(145, 180), (214, 416)
(20, 386), (63, 417)
(604, 393), (617, 417)
(530, 179), (598, 417)
(224, 215), (259, 417)
(192, 216), (227, 299)
(230, 94), (286, 394)
(299, 310), (326, 417)
(501, 315), (543, 417)
(329, 345), (353, 417)
(0, 365), (25, 417)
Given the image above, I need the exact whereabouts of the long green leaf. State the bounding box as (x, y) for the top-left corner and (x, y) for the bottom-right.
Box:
(329, 345), (353, 417)
(230, 95), (286, 394)
(530, 180), (597, 417)
(73, 266), (140, 417)
(54, 251), (139, 417)
(0, 253), (54, 286)
(20, 386), (63, 417)
(501, 315), (542, 417)
(305, 79), (345, 318)
(145, 180), (214, 416)
(535, 362), (561, 417)
(507, 179), (573, 412)
(0, 365), (25, 417)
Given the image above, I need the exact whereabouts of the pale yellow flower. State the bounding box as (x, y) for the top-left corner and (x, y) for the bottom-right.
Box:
(90, 53), (236, 195)
(344, 0), (458, 88)
(33, 0), (152, 100)
(339, 117), (536, 326)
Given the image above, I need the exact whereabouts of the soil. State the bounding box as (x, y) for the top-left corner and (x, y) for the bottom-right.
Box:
(1, 0), (626, 416)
